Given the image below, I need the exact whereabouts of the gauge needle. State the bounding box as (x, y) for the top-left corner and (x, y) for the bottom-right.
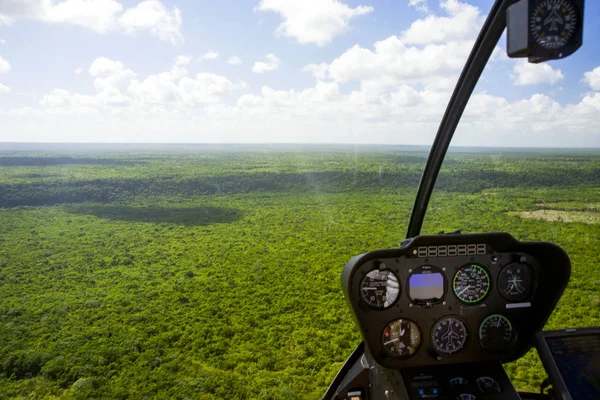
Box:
(384, 338), (400, 345)
(457, 285), (471, 296)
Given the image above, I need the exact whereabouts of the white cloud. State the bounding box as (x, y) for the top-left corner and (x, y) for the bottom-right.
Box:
(220, 81), (600, 146)
(118, 0), (183, 45)
(302, 63), (329, 80)
(294, 1), (487, 93)
(129, 75), (179, 105)
(326, 37), (471, 86)
(89, 57), (137, 105)
(584, 66), (600, 91)
(34, 56), (242, 113)
(0, 0), (123, 33)
(0, 82), (9, 94)
(0, 39), (6, 44)
(0, 56), (10, 73)
(0, 0), (183, 44)
(0, 15), (11, 26)
(401, 0), (482, 45)
(1, 1), (599, 147)
(255, 0), (373, 46)
(74, 67), (83, 74)
(198, 50), (219, 61)
(46, 0), (124, 33)
(179, 73), (236, 105)
(4, 73), (600, 146)
(227, 56), (242, 65)
(174, 55), (192, 66)
(89, 57), (130, 77)
(252, 54), (281, 73)
(306, 0), (504, 96)
(511, 60), (564, 86)
(40, 88), (98, 110)
(408, 0), (429, 13)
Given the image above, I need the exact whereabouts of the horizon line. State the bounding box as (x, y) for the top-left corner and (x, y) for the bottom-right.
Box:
(1, 142), (599, 150)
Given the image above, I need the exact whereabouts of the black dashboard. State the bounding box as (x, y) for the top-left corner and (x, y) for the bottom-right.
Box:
(341, 233), (571, 370)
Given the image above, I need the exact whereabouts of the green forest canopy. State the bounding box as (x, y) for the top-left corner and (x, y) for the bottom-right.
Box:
(0, 146), (598, 399)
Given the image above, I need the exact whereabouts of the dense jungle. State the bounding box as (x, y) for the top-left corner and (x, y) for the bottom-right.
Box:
(0, 144), (598, 399)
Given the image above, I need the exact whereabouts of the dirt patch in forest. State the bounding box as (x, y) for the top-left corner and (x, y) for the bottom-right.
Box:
(535, 202), (600, 211)
(509, 210), (600, 224)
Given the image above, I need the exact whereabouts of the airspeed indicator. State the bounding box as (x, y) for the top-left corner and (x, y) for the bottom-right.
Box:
(453, 264), (490, 303)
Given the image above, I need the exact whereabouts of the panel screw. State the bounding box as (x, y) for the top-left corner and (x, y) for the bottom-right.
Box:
(409, 303), (413, 308)
(408, 269), (412, 273)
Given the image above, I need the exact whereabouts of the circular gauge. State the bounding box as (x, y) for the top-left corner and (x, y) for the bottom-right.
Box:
(360, 268), (400, 309)
(479, 314), (514, 351)
(450, 377), (468, 386)
(381, 319), (421, 358)
(457, 394), (477, 400)
(431, 316), (468, 355)
(453, 264), (490, 303)
(530, 0), (578, 50)
(476, 377), (501, 394)
(498, 262), (533, 302)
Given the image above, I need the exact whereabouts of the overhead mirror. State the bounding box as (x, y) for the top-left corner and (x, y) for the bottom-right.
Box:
(507, 0), (584, 63)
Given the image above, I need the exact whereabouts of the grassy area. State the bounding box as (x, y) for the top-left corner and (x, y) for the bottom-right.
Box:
(0, 147), (599, 399)
(509, 209), (600, 224)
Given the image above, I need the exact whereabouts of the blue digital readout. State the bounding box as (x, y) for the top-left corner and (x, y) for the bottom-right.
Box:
(409, 273), (444, 301)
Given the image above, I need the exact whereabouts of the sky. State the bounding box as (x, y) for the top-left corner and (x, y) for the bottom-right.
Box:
(0, 0), (599, 147)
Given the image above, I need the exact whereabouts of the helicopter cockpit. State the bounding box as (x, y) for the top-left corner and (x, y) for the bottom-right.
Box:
(324, 1), (599, 399)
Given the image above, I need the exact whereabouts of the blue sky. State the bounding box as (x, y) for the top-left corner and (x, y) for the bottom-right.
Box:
(0, 0), (599, 146)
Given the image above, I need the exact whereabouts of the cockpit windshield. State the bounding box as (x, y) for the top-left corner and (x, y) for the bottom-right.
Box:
(420, 2), (599, 389)
(0, 1), (598, 398)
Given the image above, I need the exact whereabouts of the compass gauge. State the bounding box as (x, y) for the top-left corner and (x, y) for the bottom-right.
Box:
(530, 0), (578, 50)
(431, 316), (469, 355)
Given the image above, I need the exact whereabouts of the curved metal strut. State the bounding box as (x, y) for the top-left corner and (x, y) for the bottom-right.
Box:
(406, 0), (515, 239)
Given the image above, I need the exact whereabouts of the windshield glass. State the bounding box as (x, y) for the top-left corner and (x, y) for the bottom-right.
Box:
(422, 4), (600, 391)
(0, 0), (598, 398)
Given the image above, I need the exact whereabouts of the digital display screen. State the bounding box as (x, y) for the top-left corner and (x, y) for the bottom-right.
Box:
(546, 334), (600, 400)
(408, 273), (444, 301)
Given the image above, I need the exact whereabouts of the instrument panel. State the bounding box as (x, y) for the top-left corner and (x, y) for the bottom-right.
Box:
(341, 233), (570, 369)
